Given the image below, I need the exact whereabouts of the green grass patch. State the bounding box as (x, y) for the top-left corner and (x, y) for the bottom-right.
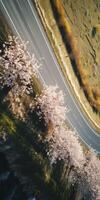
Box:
(0, 113), (16, 134)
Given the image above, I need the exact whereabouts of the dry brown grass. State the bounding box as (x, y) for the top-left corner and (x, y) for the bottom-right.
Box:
(51, 0), (100, 113)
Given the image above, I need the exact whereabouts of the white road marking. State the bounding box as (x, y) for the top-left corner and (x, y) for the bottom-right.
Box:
(28, 0), (100, 137)
(0, 0), (100, 152)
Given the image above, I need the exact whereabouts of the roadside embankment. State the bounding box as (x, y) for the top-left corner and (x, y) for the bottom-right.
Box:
(34, 0), (100, 132)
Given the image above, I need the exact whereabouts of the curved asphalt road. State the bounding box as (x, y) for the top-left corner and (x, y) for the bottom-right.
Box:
(0, 0), (100, 152)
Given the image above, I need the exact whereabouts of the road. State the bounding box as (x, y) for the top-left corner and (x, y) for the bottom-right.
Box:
(0, 0), (100, 152)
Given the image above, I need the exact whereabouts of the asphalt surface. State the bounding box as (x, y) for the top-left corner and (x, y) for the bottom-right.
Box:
(0, 0), (100, 152)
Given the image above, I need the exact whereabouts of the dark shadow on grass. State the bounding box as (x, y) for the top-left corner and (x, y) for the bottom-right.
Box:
(0, 93), (64, 200)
